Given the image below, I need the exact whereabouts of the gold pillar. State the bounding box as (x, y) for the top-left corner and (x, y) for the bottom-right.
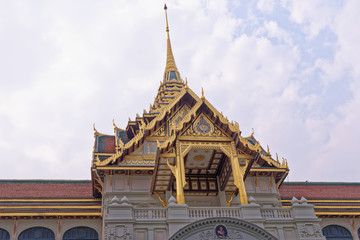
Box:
(175, 142), (186, 204)
(175, 155), (185, 204)
(230, 142), (248, 204)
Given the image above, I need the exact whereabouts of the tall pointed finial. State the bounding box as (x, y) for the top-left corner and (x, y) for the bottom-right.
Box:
(163, 4), (181, 82)
(164, 4), (169, 36)
(152, 4), (185, 112)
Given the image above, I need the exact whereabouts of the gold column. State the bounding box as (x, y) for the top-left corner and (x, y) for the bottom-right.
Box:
(175, 155), (185, 204)
(230, 142), (248, 204)
(175, 142), (186, 204)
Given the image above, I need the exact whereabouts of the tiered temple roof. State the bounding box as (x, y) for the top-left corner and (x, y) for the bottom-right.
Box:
(91, 5), (289, 200)
(2, 180), (359, 219)
(0, 180), (100, 219)
(280, 182), (360, 217)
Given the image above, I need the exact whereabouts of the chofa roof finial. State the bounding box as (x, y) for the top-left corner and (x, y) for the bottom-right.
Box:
(201, 87), (205, 100)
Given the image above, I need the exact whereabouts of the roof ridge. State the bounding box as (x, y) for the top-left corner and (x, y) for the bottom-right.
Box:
(0, 179), (91, 184)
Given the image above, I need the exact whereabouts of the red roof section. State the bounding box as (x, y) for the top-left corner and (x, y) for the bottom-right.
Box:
(279, 182), (360, 199)
(2, 181), (360, 200)
(0, 180), (93, 198)
(105, 137), (116, 153)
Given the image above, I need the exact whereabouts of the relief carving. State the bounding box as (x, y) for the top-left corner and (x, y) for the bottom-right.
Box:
(298, 224), (323, 239)
(105, 225), (132, 240)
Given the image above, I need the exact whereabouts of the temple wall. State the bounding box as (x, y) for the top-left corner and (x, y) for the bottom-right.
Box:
(319, 217), (360, 240)
(0, 219), (101, 240)
(245, 176), (282, 207)
(104, 175), (153, 193)
(101, 191), (326, 240)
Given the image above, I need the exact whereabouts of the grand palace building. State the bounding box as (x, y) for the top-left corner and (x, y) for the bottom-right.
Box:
(1, 6), (360, 240)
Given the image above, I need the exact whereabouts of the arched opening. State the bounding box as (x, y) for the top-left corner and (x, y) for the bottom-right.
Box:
(322, 225), (353, 240)
(63, 227), (98, 240)
(18, 227), (55, 240)
(169, 217), (278, 240)
(0, 229), (10, 240)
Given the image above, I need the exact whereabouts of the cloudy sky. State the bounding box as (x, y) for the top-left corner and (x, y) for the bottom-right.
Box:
(1, 0), (359, 182)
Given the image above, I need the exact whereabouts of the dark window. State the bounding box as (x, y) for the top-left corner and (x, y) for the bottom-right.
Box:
(169, 71), (177, 81)
(63, 227), (98, 240)
(18, 227), (55, 240)
(322, 225), (353, 240)
(0, 229), (10, 240)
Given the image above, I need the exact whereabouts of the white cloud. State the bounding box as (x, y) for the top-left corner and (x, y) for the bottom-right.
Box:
(304, 0), (360, 181)
(256, 0), (275, 13)
(283, 0), (340, 39)
(260, 21), (292, 45)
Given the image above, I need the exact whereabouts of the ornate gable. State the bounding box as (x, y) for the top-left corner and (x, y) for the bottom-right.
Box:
(181, 112), (229, 138)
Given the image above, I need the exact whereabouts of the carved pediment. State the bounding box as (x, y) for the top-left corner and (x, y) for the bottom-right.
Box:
(181, 112), (229, 138)
(169, 104), (190, 128)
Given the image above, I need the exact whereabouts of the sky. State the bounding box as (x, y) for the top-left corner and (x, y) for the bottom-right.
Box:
(0, 0), (359, 182)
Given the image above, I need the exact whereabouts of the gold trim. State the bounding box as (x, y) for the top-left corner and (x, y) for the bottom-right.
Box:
(282, 199), (360, 203)
(155, 192), (167, 208)
(0, 212), (102, 217)
(315, 212), (360, 216)
(145, 136), (167, 141)
(0, 199), (101, 202)
(314, 206), (360, 209)
(178, 136), (231, 142)
(124, 155), (156, 160)
(94, 169), (103, 187)
(250, 168), (288, 172)
(226, 192), (236, 207)
(0, 206), (101, 209)
(94, 153), (115, 156)
(94, 166), (154, 171)
(238, 153), (255, 159)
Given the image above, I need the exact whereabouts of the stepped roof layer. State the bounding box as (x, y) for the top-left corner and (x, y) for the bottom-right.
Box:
(0, 180), (100, 220)
(279, 181), (360, 199)
(0, 180), (93, 198)
(279, 182), (360, 217)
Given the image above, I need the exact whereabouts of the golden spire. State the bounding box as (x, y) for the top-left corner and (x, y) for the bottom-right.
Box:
(201, 87), (205, 100)
(163, 4), (180, 82)
(151, 4), (184, 113)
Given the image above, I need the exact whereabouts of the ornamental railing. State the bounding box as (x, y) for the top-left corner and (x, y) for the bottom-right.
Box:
(131, 206), (293, 221)
(260, 208), (293, 220)
(189, 207), (242, 219)
(133, 208), (167, 219)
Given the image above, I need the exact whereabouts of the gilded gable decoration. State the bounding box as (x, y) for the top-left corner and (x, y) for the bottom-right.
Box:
(120, 158), (155, 167)
(181, 113), (228, 137)
(153, 124), (166, 137)
(195, 116), (212, 134)
(169, 104), (190, 130)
